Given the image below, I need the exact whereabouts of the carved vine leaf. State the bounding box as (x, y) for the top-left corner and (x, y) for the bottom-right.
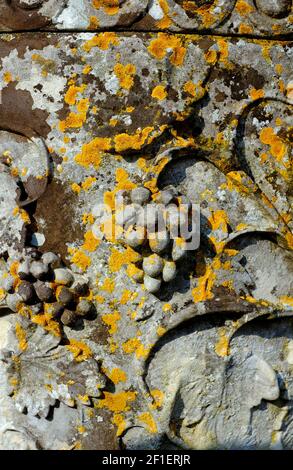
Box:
(0, 318), (106, 418)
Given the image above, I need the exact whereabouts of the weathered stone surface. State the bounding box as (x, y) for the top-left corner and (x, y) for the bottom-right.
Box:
(0, 1), (292, 452)
(0, 0), (292, 36)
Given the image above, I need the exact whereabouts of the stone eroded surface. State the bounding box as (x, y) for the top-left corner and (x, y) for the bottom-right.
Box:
(0, 9), (292, 452)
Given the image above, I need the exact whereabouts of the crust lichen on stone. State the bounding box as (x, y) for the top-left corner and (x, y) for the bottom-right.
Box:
(0, 0), (292, 451)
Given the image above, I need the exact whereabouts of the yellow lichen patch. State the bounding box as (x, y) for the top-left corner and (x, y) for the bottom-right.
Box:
(83, 32), (119, 52)
(215, 330), (230, 357)
(138, 412), (157, 434)
(59, 99), (89, 132)
(92, 0), (119, 15)
(66, 339), (93, 362)
(259, 127), (288, 163)
(114, 63), (136, 90)
(216, 38), (230, 66)
(81, 176), (96, 191)
(112, 413), (127, 437)
(196, 2), (218, 28)
(151, 85), (167, 100)
(114, 126), (167, 153)
(157, 326), (166, 337)
(0, 288), (5, 302)
(70, 249), (91, 272)
(64, 84), (86, 106)
(205, 49), (217, 65)
(275, 64), (283, 75)
(148, 33), (186, 66)
(4, 71), (13, 83)
(150, 389), (164, 409)
(106, 367), (127, 384)
(235, 0), (254, 15)
(82, 65), (92, 75)
(98, 390), (137, 413)
(75, 137), (111, 169)
(239, 23), (253, 34)
(222, 171), (257, 194)
(82, 213), (95, 225)
(192, 254), (225, 304)
(236, 223), (248, 231)
(162, 303), (172, 313)
(280, 296), (293, 307)
(15, 323), (28, 352)
(156, 0), (172, 29)
(31, 312), (62, 338)
(102, 310), (121, 334)
(109, 246), (141, 273)
(250, 88), (265, 100)
(77, 425), (86, 434)
(122, 338), (150, 359)
(13, 207), (31, 224)
(262, 43), (272, 63)
(208, 210), (229, 233)
(82, 230), (100, 252)
(88, 15), (100, 28)
(120, 290), (133, 305)
(100, 278), (115, 293)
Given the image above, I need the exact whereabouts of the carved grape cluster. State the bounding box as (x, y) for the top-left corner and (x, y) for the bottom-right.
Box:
(0, 249), (94, 327)
(94, 186), (197, 294)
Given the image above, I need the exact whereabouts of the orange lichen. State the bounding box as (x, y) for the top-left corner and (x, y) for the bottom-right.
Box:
(31, 312), (62, 337)
(208, 210), (229, 232)
(114, 127), (164, 152)
(138, 412), (158, 433)
(250, 88), (265, 100)
(59, 98), (89, 132)
(102, 310), (121, 334)
(192, 254), (228, 304)
(259, 127), (287, 162)
(148, 33), (186, 66)
(122, 338), (150, 359)
(88, 15), (100, 29)
(15, 323), (28, 352)
(239, 23), (253, 34)
(92, 0), (119, 15)
(66, 339), (93, 362)
(98, 390), (137, 413)
(114, 63), (136, 90)
(106, 368), (127, 384)
(151, 85), (167, 100)
(81, 176), (96, 191)
(205, 49), (217, 65)
(217, 38), (229, 65)
(150, 389), (164, 409)
(236, 0), (254, 15)
(64, 84), (86, 106)
(82, 65), (92, 75)
(4, 71), (13, 83)
(82, 230), (100, 252)
(83, 32), (119, 52)
(215, 330), (230, 357)
(157, 326), (167, 336)
(100, 278), (115, 294)
(112, 413), (127, 436)
(74, 137), (111, 169)
(155, 0), (172, 28)
(70, 249), (91, 272)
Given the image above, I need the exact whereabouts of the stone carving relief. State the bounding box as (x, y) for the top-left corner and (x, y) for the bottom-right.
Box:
(0, 0), (292, 35)
(0, 0), (292, 452)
